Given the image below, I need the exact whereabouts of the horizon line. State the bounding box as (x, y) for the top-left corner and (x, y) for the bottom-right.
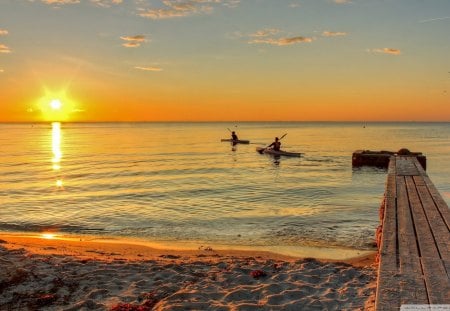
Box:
(1, 120), (449, 124)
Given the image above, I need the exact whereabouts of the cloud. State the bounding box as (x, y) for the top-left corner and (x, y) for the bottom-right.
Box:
(0, 29), (8, 36)
(369, 48), (401, 55)
(40, 0), (122, 6)
(419, 16), (450, 23)
(0, 69), (4, 73)
(249, 36), (313, 46)
(248, 28), (313, 46)
(135, 66), (163, 72)
(289, 3), (301, 8)
(249, 28), (280, 38)
(137, 0), (239, 19)
(90, 0), (123, 7)
(120, 35), (148, 47)
(223, 0), (240, 8)
(122, 42), (141, 48)
(0, 44), (12, 53)
(41, 0), (80, 5)
(333, 0), (351, 3)
(322, 31), (347, 37)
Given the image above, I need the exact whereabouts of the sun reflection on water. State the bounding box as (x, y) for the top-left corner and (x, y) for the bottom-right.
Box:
(52, 122), (62, 166)
(51, 122), (64, 189)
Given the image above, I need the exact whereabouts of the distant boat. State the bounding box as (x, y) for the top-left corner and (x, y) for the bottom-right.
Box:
(256, 147), (302, 157)
(221, 139), (250, 144)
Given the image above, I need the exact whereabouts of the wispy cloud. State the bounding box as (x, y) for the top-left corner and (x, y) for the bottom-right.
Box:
(322, 31), (347, 37)
(40, 0), (122, 6)
(249, 36), (313, 46)
(120, 35), (148, 48)
(369, 48), (401, 56)
(137, 0), (239, 19)
(419, 16), (450, 23)
(0, 44), (12, 53)
(249, 28), (280, 38)
(333, 0), (351, 4)
(91, 0), (123, 7)
(223, 0), (240, 8)
(41, 0), (80, 5)
(135, 66), (163, 72)
(0, 29), (8, 36)
(289, 2), (301, 8)
(248, 28), (313, 46)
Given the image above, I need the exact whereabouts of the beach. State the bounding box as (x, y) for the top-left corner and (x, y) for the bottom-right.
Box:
(0, 233), (376, 310)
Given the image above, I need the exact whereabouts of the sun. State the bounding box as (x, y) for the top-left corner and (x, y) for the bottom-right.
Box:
(34, 89), (81, 122)
(50, 99), (62, 110)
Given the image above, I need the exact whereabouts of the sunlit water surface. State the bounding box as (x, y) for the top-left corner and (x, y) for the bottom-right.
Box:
(1, 122), (449, 255)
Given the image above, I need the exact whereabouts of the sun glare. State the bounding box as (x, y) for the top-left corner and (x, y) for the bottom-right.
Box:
(41, 233), (56, 239)
(50, 99), (62, 110)
(35, 91), (80, 122)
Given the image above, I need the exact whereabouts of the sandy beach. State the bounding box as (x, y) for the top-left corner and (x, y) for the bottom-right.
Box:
(0, 233), (376, 310)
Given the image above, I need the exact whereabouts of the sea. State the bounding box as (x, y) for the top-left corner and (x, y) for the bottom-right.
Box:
(1, 122), (449, 258)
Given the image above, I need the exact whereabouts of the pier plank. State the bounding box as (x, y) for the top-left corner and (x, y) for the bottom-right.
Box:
(376, 270), (401, 311)
(405, 176), (440, 259)
(421, 257), (450, 304)
(396, 156), (420, 176)
(423, 175), (450, 230)
(414, 176), (450, 265)
(396, 176), (422, 274)
(378, 164), (398, 271)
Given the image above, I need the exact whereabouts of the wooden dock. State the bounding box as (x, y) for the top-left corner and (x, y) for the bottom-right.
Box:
(375, 156), (450, 310)
(352, 149), (426, 170)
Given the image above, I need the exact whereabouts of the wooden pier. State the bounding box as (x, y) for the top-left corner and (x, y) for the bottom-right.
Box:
(352, 149), (427, 170)
(375, 156), (450, 310)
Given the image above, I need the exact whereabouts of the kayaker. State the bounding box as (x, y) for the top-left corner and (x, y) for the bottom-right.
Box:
(268, 137), (281, 151)
(231, 131), (238, 140)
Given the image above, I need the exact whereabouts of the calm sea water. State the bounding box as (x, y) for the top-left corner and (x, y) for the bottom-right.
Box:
(1, 122), (449, 255)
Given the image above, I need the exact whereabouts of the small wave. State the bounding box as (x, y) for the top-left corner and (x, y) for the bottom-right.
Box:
(0, 222), (105, 234)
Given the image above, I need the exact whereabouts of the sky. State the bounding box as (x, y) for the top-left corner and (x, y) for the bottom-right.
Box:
(0, 0), (449, 122)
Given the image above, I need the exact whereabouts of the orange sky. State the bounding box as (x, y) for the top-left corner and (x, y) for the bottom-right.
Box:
(1, 0), (449, 122)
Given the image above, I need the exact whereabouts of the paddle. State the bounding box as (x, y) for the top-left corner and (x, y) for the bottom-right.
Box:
(258, 133), (287, 154)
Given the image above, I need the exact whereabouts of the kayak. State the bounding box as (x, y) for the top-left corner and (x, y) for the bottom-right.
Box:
(256, 147), (302, 157)
(221, 139), (250, 144)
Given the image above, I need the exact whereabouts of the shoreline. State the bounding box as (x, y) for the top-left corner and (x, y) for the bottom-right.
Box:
(0, 232), (377, 310)
(0, 231), (376, 263)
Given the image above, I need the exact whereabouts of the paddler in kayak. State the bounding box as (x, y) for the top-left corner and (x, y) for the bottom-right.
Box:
(231, 131), (238, 141)
(268, 137), (281, 151)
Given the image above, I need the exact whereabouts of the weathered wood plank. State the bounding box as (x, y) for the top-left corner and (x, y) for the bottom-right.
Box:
(445, 260), (450, 278)
(379, 174), (398, 272)
(375, 269), (401, 311)
(376, 157), (401, 311)
(396, 176), (422, 274)
(399, 275), (429, 305)
(388, 156), (396, 176)
(422, 175), (450, 230)
(412, 157), (427, 176)
(414, 176), (450, 265)
(396, 156), (420, 176)
(420, 257), (450, 304)
(405, 176), (440, 259)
